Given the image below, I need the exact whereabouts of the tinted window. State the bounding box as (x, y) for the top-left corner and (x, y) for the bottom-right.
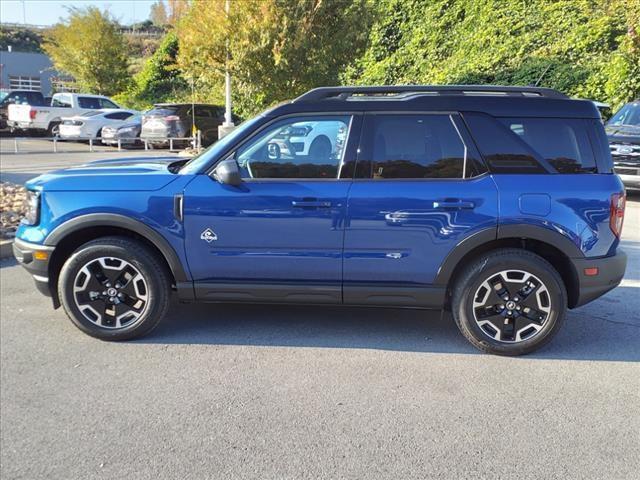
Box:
(78, 97), (101, 109)
(194, 106), (212, 117)
(360, 114), (469, 179)
(148, 106), (180, 116)
(463, 113), (547, 173)
(99, 98), (119, 109)
(104, 112), (134, 120)
(236, 116), (351, 179)
(499, 118), (596, 173)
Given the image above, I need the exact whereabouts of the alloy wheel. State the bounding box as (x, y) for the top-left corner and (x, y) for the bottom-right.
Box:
(72, 257), (149, 329)
(472, 269), (552, 343)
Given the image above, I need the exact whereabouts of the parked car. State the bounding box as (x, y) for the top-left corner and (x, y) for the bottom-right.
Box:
(0, 90), (47, 130)
(606, 100), (640, 192)
(8, 92), (120, 136)
(141, 103), (225, 147)
(59, 110), (139, 140)
(101, 114), (142, 148)
(13, 85), (627, 356)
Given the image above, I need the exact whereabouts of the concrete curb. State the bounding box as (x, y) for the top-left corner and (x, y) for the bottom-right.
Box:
(0, 239), (14, 259)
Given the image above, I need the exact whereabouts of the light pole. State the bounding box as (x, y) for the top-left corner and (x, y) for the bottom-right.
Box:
(219, 0), (235, 138)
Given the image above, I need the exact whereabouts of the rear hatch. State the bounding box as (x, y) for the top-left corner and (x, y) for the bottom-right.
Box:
(141, 106), (185, 140)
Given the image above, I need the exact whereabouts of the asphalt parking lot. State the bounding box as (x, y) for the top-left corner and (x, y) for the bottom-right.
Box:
(1, 142), (639, 479)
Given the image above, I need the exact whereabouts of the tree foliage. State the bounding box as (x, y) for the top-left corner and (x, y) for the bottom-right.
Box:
(43, 7), (130, 95)
(343, 0), (640, 109)
(0, 26), (45, 53)
(176, 0), (372, 116)
(115, 31), (187, 109)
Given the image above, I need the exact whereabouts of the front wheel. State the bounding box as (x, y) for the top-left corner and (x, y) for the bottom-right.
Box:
(58, 237), (171, 341)
(451, 249), (567, 356)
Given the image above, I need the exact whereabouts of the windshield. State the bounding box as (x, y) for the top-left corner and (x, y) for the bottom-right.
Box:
(180, 114), (266, 174)
(608, 101), (640, 127)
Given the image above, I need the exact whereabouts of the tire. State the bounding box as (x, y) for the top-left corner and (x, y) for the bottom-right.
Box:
(451, 249), (567, 356)
(47, 122), (60, 138)
(58, 237), (171, 341)
(308, 135), (332, 162)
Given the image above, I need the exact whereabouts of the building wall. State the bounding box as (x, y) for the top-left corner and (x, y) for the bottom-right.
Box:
(0, 50), (57, 95)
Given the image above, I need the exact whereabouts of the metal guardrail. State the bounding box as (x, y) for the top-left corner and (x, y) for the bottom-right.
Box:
(9, 132), (202, 153)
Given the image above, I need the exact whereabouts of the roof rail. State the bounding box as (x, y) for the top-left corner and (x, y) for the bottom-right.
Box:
(294, 85), (569, 102)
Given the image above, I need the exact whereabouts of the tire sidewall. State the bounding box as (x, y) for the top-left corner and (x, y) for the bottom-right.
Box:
(455, 252), (567, 355)
(59, 241), (168, 340)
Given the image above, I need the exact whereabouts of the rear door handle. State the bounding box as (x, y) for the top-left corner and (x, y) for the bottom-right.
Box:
(433, 200), (475, 210)
(292, 200), (332, 208)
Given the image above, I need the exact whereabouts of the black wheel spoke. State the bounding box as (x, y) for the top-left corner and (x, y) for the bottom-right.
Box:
(73, 256), (148, 330)
(473, 269), (552, 344)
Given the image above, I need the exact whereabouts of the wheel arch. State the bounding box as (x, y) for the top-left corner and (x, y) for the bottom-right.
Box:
(437, 226), (582, 309)
(45, 214), (189, 307)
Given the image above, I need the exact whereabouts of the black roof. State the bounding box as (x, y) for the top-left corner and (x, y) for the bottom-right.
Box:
(267, 85), (600, 119)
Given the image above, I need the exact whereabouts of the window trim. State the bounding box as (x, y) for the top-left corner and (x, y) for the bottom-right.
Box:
(353, 111), (488, 182)
(206, 112), (363, 182)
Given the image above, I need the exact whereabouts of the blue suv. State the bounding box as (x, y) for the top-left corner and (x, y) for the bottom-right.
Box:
(13, 85), (627, 355)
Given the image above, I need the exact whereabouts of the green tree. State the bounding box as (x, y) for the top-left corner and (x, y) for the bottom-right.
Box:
(43, 7), (130, 95)
(344, 0), (639, 109)
(116, 31), (187, 109)
(176, 0), (372, 117)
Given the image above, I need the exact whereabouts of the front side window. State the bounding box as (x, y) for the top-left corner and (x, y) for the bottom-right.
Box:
(52, 94), (72, 108)
(235, 116), (351, 179)
(358, 114), (476, 179)
(78, 97), (101, 109)
(99, 98), (119, 109)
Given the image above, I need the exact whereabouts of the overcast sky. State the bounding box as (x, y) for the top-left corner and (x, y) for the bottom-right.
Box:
(1, 0), (157, 26)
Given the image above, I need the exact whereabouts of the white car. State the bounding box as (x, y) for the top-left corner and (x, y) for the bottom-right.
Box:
(59, 109), (139, 140)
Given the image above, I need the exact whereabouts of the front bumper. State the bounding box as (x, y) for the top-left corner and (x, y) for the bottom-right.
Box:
(13, 238), (56, 301)
(572, 249), (627, 308)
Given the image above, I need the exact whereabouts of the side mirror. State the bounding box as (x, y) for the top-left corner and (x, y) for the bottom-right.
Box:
(212, 158), (242, 186)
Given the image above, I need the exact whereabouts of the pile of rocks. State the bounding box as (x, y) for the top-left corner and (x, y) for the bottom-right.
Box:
(0, 182), (28, 239)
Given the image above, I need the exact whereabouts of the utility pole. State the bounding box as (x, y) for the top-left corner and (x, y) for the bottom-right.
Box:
(219, 0), (235, 138)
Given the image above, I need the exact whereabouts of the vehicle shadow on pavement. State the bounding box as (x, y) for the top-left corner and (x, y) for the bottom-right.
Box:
(138, 288), (640, 362)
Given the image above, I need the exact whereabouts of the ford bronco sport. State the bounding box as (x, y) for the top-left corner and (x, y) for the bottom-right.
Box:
(13, 85), (627, 356)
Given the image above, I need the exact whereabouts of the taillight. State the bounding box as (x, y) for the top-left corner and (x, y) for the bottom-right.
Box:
(29, 109), (37, 120)
(610, 192), (626, 238)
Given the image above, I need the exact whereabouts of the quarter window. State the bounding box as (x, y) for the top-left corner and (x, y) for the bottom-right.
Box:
(235, 116), (351, 179)
(358, 114), (475, 179)
(499, 118), (596, 173)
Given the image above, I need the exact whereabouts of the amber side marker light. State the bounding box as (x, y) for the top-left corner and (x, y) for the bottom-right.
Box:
(584, 267), (599, 276)
(33, 251), (49, 261)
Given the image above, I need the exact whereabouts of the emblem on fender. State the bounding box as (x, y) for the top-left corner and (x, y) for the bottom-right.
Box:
(200, 228), (218, 243)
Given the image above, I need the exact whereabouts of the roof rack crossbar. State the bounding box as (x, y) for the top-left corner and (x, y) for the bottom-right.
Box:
(294, 85), (569, 102)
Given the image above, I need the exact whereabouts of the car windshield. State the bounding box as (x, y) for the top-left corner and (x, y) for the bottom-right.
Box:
(179, 114), (265, 174)
(607, 102), (640, 127)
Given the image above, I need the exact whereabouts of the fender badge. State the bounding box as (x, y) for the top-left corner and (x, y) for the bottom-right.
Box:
(200, 228), (218, 243)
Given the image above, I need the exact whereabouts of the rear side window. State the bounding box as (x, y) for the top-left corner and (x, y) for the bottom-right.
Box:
(499, 118), (596, 173)
(357, 114), (484, 179)
(463, 113), (547, 173)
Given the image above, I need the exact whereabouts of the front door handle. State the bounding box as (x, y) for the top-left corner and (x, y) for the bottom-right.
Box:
(292, 200), (332, 208)
(433, 200), (475, 210)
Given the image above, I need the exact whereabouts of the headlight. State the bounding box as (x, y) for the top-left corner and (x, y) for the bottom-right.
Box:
(22, 190), (40, 225)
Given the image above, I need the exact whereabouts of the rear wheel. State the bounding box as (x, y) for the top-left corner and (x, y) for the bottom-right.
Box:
(47, 122), (60, 138)
(58, 237), (171, 341)
(452, 249), (566, 356)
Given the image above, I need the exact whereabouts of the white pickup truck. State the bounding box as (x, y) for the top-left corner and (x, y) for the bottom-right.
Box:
(8, 92), (120, 136)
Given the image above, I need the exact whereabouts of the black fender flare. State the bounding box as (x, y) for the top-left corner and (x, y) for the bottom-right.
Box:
(434, 224), (584, 286)
(45, 213), (189, 282)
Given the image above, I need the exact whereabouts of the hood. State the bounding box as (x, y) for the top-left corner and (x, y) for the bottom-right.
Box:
(606, 124), (640, 142)
(26, 156), (183, 192)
